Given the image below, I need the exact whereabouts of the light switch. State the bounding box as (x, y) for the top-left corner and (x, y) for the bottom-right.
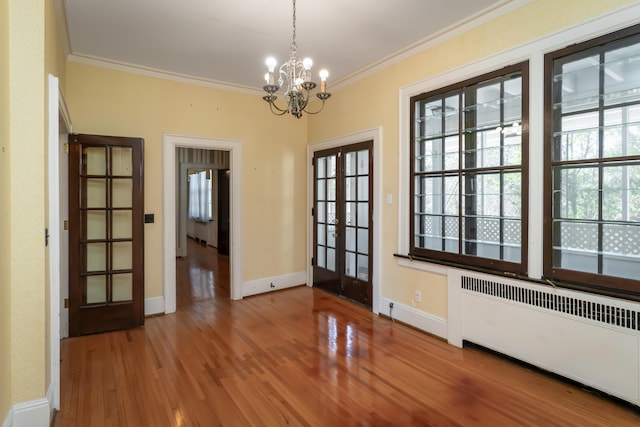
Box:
(386, 193), (393, 205)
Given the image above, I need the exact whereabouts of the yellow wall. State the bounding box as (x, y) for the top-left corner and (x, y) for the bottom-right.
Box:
(0, 0), (11, 420)
(307, 0), (635, 318)
(4, 0), (47, 409)
(65, 63), (309, 298)
(45, 0), (66, 91)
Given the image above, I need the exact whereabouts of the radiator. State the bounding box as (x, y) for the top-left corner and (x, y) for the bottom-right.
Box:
(447, 270), (640, 406)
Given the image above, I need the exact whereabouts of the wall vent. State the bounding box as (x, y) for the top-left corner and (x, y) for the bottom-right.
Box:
(461, 275), (640, 332)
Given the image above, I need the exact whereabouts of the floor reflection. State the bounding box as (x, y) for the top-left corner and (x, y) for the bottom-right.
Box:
(177, 238), (229, 308)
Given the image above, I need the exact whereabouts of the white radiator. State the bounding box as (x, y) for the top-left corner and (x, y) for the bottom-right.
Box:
(447, 269), (640, 406)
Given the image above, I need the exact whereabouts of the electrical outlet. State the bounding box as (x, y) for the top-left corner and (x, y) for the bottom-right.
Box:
(414, 290), (422, 303)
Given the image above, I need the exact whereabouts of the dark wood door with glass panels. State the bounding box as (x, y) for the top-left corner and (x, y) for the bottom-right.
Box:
(313, 141), (373, 307)
(68, 134), (144, 336)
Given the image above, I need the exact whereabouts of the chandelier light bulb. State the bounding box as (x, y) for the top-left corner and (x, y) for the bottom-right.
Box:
(319, 69), (329, 93)
(266, 57), (277, 72)
(303, 58), (313, 71)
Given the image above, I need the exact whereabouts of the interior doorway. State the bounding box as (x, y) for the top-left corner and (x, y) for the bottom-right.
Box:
(313, 141), (374, 307)
(176, 149), (230, 259)
(163, 135), (243, 313)
(308, 128), (382, 314)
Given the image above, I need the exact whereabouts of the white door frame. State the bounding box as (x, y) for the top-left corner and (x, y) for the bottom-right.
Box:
(307, 128), (383, 314)
(163, 135), (244, 312)
(47, 74), (72, 412)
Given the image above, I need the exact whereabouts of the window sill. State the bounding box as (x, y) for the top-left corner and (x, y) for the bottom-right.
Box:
(395, 254), (448, 275)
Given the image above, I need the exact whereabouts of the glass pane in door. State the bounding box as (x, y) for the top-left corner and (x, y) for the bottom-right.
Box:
(85, 211), (106, 240)
(83, 147), (106, 175)
(316, 154), (337, 273)
(112, 242), (132, 270)
(86, 275), (107, 304)
(85, 179), (106, 208)
(86, 243), (106, 271)
(112, 211), (132, 239)
(112, 273), (133, 302)
(111, 147), (133, 176)
(112, 179), (133, 208)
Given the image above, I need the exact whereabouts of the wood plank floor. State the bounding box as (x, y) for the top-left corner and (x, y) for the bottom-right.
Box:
(53, 240), (640, 426)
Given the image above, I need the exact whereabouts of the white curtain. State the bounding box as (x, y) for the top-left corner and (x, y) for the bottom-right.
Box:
(188, 170), (212, 220)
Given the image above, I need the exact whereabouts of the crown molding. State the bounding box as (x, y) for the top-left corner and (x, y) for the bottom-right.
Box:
(67, 53), (264, 96)
(331, 0), (531, 90)
(54, 0), (71, 58)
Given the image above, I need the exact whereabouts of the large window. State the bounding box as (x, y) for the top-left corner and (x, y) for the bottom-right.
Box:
(188, 169), (213, 221)
(545, 26), (640, 296)
(410, 62), (528, 273)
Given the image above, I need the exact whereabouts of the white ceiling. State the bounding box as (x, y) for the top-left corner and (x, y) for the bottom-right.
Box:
(63, 0), (505, 91)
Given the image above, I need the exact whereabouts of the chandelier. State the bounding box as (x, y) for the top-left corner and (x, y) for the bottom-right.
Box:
(262, 0), (331, 118)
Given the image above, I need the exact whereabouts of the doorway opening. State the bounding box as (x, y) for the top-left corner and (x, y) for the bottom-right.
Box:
(163, 135), (243, 314)
(176, 148), (231, 306)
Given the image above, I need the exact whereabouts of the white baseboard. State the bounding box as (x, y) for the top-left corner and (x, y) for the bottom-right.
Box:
(242, 271), (306, 297)
(2, 409), (12, 427)
(2, 396), (50, 427)
(46, 382), (55, 422)
(145, 296), (165, 316)
(379, 297), (448, 340)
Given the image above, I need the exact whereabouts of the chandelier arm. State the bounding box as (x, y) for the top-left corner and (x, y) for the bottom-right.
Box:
(301, 99), (329, 115)
(267, 100), (290, 116)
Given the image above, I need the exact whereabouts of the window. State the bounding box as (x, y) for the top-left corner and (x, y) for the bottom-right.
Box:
(410, 62), (528, 274)
(544, 25), (640, 296)
(188, 169), (213, 221)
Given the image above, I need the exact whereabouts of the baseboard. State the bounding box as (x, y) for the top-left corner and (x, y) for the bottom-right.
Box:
(145, 296), (165, 316)
(46, 382), (55, 423)
(2, 396), (50, 427)
(2, 409), (12, 427)
(242, 271), (306, 297)
(379, 297), (448, 340)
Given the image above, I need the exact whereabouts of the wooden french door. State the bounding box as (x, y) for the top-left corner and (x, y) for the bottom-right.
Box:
(313, 141), (373, 307)
(68, 134), (144, 336)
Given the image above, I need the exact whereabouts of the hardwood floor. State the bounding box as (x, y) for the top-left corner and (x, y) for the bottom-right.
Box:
(54, 240), (640, 426)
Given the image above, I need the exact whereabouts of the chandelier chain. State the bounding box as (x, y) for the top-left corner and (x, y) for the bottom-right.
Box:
(291, 0), (297, 55)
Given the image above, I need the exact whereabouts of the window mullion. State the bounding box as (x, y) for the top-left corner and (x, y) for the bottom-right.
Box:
(463, 87), (477, 257)
(458, 91), (464, 256)
(597, 50), (605, 275)
(499, 78), (506, 261)
(442, 96), (449, 253)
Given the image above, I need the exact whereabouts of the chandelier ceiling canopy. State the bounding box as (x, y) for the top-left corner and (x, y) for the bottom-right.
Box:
(262, 0), (331, 119)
